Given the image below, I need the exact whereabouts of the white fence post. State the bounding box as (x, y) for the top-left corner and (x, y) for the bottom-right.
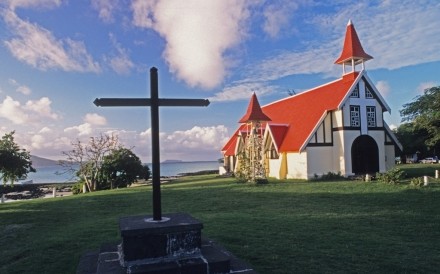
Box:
(435, 170), (439, 179)
(424, 176), (429, 186)
(1, 194), (4, 203)
(52, 187), (56, 198)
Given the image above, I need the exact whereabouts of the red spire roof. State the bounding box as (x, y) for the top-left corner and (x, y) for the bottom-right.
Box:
(334, 20), (373, 65)
(238, 93), (271, 123)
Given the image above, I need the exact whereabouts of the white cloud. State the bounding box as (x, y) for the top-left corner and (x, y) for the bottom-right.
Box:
(84, 113), (107, 126)
(0, 96), (29, 124)
(25, 97), (59, 119)
(9, 78), (31, 95)
(131, 0), (251, 89)
(105, 33), (134, 74)
(3, 10), (101, 73)
(135, 125), (229, 160)
(262, 1), (298, 38)
(165, 125), (229, 150)
(16, 85), (31, 95)
(3, 0), (62, 10)
(0, 96), (58, 124)
(209, 82), (277, 102)
(31, 134), (45, 149)
(91, 0), (119, 23)
(417, 81), (438, 94)
(375, 80), (390, 98)
(64, 123), (93, 136)
(39, 126), (52, 134)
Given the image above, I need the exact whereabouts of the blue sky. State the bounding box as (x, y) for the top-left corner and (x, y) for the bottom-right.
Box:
(0, 0), (439, 162)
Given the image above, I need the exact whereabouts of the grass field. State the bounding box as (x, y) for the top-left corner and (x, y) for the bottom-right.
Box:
(1, 164), (440, 273)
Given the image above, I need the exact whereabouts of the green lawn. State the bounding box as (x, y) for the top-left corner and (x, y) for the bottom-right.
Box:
(1, 165), (440, 273)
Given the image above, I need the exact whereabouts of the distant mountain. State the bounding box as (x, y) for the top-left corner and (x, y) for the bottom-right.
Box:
(162, 159), (183, 163)
(31, 155), (60, 168)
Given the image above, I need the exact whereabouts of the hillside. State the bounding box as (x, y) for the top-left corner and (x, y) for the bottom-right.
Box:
(31, 155), (59, 168)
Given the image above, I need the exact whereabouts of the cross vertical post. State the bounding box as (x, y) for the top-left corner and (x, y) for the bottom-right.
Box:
(150, 67), (162, 221)
(93, 67), (209, 222)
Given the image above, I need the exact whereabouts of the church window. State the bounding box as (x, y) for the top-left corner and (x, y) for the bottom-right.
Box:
(350, 85), (359, 98)
(270, 144), (279, 159)
(365, 86), (374, 98)
(350, 105), (360, 127)
(367, 106), (376, 127)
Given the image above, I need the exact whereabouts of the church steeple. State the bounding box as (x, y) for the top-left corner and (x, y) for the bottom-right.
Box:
(335, 20), (373, 74)
(239, 93), (271, 123)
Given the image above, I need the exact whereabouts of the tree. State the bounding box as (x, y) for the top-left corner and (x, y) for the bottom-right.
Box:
(0, 131), (35, 186)
(395, 122), (429, 160)
(61, 134), (120, 192)
(400, 86), (440, 152)
(100, 148), (150, 189)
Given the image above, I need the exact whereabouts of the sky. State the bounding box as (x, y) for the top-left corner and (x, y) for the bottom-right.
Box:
(0, 0), (439, 162)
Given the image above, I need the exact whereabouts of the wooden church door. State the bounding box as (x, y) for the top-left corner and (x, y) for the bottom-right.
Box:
(351, 135), (379, 175)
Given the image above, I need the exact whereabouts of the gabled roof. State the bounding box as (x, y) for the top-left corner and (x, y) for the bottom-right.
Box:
(261, 71), (360, 152)
(238, 93), (271, 123)
(337, 70), (391, 113)
(335, 20), (373, 65)
(266, 124), (289, 152)
(222, 126), (242, 156)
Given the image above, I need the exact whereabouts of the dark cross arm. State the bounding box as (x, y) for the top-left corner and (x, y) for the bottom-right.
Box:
(94, 98), (210, 107)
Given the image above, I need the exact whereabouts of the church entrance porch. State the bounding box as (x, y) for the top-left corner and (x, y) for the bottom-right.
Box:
(351, 135), (379, 175)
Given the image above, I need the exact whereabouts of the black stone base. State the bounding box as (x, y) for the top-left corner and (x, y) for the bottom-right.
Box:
(76, 212), (257, 274)
(77, 238), (256, 274)
(120, 213), (203, 265)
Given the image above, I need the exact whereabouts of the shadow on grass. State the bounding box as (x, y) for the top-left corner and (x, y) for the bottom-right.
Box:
(1, 180), (439, 274)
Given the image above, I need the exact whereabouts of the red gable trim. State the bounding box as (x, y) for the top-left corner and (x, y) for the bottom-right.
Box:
(266, 124), (289, 152)
(335, 20), (373, 65)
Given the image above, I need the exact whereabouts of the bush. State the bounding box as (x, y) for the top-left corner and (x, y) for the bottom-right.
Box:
(410, 177), (424, 187)
(312, 172), (345, 181)
(72, 181), (85, 195)
(376, 168), (406, 184)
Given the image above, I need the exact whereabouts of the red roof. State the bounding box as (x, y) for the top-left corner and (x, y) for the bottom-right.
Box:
(223, 72), (361, 155)
(221, 126), (242, 156)
(334, 20), (373, 65)
(266, 124), (289, 151)
(238, 93), (271, 123)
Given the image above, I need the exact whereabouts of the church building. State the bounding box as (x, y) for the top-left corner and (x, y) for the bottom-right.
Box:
(221, 21), (402, 180)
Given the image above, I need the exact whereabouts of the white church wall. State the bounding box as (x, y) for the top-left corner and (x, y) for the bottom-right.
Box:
(341, 130), (361, 176)
(368, 130), (386, 172)
(333, 109), (345, 128)
(385, 145), (396, 170)
(286, 152), (308, 179)
(342, 103), (352, 127)
(268, 158), (281, 179)
(332, 130), (347, 175)
(307, 147), (334, 178)
(374, 101), (384, 127)
(324, 113), (332, 142)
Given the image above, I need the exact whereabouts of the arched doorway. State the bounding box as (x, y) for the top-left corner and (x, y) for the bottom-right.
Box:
(351, 135), (379, 175)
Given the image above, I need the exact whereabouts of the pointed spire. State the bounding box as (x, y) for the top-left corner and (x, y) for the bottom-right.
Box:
(334, 20), (373, 66)
(238, 93), (271, 123)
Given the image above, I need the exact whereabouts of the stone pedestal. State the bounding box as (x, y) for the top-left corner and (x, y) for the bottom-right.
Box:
(77, 212), (256, 274)
(120, 213), (202, 267)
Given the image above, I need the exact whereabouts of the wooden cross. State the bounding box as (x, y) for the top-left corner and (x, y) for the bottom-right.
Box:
(94, 67), (210, 221)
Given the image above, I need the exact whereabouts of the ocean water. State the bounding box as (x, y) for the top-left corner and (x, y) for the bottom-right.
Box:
(21, 161), (220, 184)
